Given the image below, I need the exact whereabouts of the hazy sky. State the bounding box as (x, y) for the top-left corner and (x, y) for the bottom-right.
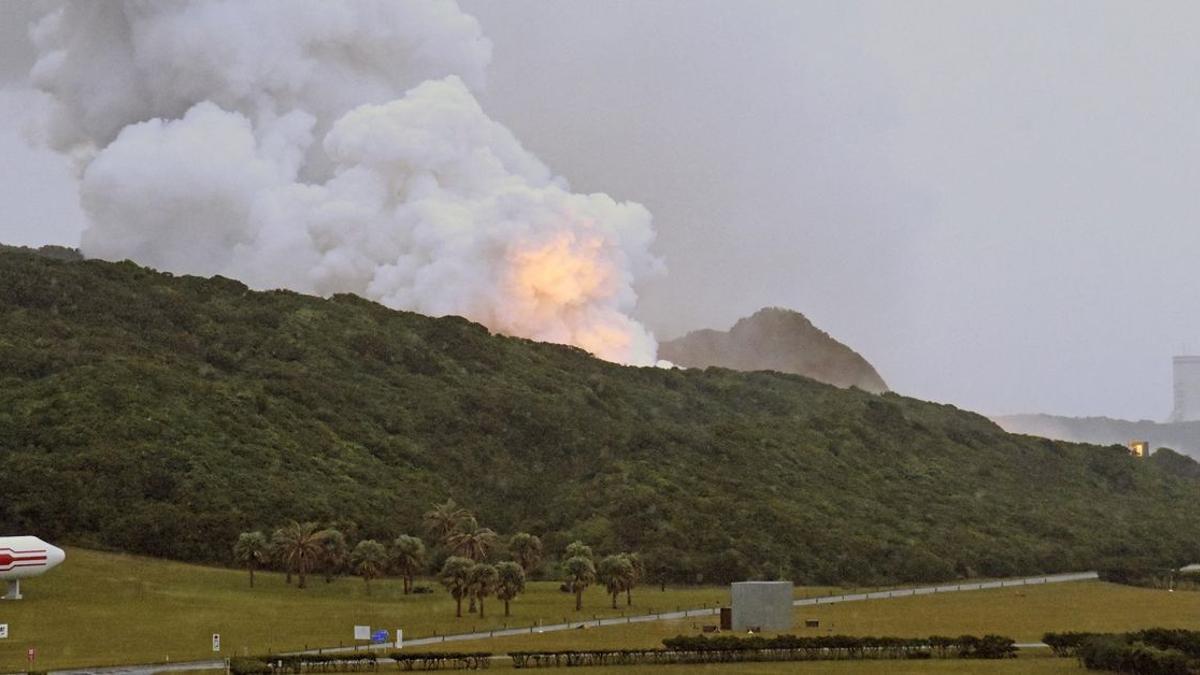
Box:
(3, 1), (1200, 421)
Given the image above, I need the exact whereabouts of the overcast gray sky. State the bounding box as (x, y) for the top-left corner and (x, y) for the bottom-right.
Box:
(3, 1), (1199, 421)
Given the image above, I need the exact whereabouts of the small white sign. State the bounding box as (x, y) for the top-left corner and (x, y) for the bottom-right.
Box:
(395, 629), (403, 649)
(354, 625), (370, 641)
(212, 633), (221, 652)
(0, 624), (8, 639)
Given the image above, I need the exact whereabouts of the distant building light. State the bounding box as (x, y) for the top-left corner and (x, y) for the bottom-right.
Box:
(1127, 440), (1150, 459)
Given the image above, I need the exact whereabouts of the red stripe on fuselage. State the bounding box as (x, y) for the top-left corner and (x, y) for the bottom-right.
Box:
(0, 551), (47, 571)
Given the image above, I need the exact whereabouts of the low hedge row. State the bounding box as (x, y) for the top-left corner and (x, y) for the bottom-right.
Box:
(508, 634), (1016, 668)
(387, 652), (493, 671)
(231, 652), (493, 674)
(662, 634), (1017, 659)
(265, 653), (378, 673)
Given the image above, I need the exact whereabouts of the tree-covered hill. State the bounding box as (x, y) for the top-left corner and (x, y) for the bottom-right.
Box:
(2, 248), (1199, 585)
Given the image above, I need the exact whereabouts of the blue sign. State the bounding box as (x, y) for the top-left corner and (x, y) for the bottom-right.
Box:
(371, 629), (389, 644)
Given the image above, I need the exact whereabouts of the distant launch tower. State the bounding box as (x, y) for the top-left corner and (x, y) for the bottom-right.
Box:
(1169, 356), (1200, 422)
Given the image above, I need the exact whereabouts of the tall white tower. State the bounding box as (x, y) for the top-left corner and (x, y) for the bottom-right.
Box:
(1169, 356), (1200, 422)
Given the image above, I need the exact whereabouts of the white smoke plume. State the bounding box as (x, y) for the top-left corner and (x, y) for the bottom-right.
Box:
(29, 0), (662, 365)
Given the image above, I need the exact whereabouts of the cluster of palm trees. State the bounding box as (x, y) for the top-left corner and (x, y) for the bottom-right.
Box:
(232, 521), (427, 595)
(560, 541), (644, 611)
(231, 500), (644, 619)
(425, 499), (533, 618)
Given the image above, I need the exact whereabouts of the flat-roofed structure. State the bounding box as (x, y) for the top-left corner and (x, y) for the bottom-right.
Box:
(1170, 356), (1200, 422)
(731, 581), (793, 631)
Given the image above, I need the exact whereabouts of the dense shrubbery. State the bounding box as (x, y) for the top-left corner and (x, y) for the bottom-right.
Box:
(1044, 631), (1101, 657)
(1078, 638), (1191, 674)
(231, 658), (273, 675)
(1099, 565), (1200, 591)
(3, 248), (1200, 585)
(1049, 629), (1200, 674)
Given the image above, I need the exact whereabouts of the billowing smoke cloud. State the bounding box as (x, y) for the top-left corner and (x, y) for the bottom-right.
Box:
(29, 0), (662, 365)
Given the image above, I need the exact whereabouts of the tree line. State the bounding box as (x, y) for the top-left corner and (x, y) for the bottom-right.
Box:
(233, 499), (644, 618)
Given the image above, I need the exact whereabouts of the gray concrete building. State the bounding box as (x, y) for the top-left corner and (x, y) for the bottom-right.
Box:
(1170, 355), (1200, 422)
(731, 581), (793, 632)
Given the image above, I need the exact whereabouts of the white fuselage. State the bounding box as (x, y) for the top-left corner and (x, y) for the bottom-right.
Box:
(0, 536), (66, 580)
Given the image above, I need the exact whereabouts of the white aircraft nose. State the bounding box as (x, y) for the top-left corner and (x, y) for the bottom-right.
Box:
(44, 544), (65, 569)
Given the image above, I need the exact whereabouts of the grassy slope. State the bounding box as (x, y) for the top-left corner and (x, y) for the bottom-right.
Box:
(0, 546), (1169, 672)
(421, 580), (1200, 654)
(0, 549), (1170, 673)
(3, 248), (1200, 584)
(0, 548), (796, 671)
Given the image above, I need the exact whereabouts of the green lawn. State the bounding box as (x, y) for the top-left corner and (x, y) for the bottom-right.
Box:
(0, 548), (836, 671)
(419, 579), (1200, 653)
(1, 549), (1191, 673)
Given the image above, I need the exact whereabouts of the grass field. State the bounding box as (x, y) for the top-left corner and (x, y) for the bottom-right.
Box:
(0, 549), (838, 672)
(418, 579), (1200, 654)
(0, 549), (1192, 673)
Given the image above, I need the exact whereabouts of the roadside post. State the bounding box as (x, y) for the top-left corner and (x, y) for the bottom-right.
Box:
(395, 629), (403, 649)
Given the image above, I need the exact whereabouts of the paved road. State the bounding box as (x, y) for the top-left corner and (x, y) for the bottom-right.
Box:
(49, 570), (1097, 675)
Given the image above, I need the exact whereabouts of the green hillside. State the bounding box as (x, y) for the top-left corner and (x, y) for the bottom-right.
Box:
(1, 247), (1199, 584)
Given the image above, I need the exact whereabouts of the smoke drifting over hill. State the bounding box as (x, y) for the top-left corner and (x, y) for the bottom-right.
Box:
(27, 1), (662, 365)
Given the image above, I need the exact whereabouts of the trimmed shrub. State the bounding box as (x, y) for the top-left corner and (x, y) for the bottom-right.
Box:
(231, 658), (271, 675)
(388, 652), (492, 671)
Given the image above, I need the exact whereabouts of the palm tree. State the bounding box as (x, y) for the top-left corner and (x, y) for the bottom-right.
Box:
(597, 555), (634, 609)
(390, 535), (426, 594)
(271, 528), (292, 584)
(318, 529), (348, 583)
(467, 563), (499, 619)
(495, 561), (526, 617)
(563, 556), (596, 611)
(564, 540), (593, 561)
(439, 556), (475, 618)
(623, 553), (643, 606)
(350, 539), (389, 595)
(274, 521), (327, 589)
(447, 519), (497, 611)
(448, 518), (498, 562)
(423, 499), (471, 546)
(509, 533), (543, 576)
(233, 531), (269, 588)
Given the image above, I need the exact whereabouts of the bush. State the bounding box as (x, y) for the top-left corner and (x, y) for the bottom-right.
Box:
(1078, 637), (1190, 675)
(388, 652), (491, 670)
(1061, 629), (1200, 674)
(260, 653), (377, 673)
(230, 658), (271, 675)
(1044, 632), (1100, 657)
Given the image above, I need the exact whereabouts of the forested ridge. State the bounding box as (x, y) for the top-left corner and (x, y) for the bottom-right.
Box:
(3, 246), (1200, 585)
